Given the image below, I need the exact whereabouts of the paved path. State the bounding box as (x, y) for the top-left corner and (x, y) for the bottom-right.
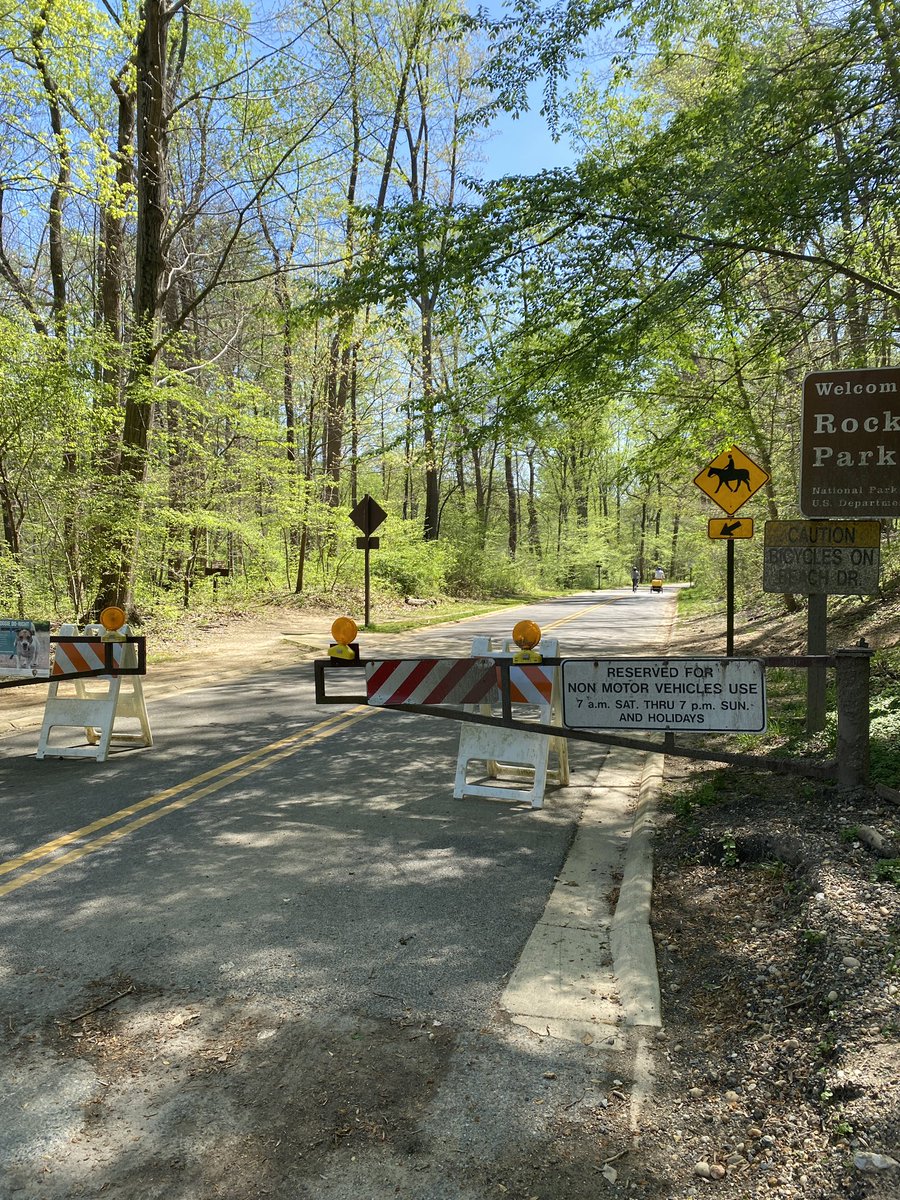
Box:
(0, 588), (676, 1200)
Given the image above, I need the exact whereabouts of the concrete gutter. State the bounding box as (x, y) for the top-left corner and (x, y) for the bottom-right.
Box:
(610, 751), (663, 1027)
(500, 743), (664, 1044)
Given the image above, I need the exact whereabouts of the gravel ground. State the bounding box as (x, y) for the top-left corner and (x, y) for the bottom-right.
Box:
(624, 605), (900, 1199)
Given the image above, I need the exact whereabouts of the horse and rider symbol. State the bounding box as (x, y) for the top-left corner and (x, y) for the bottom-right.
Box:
(707, 455), (751, 494)
(694, 445), (769, 516)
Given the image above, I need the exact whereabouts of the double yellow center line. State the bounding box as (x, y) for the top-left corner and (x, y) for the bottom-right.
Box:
(0, 705), (378, 898)
(2, 597), (613, 899)
(542, 595), (616, 632)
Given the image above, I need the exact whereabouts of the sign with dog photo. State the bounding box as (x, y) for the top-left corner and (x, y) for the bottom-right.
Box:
(0, 619), (51, 678)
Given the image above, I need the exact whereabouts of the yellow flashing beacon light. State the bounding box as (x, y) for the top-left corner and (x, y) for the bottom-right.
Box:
(329, 616), (359, 660)
(512, 619), (542, 664)
(99, 606), (127, 641)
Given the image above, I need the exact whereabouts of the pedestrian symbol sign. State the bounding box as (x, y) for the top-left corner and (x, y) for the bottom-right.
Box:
(694, 445), (769, 515)
(708, 517), (754, 540)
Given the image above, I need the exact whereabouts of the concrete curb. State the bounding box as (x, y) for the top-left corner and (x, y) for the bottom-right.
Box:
(606, 591), (675, 1028)
(609, 753), (664, 1027)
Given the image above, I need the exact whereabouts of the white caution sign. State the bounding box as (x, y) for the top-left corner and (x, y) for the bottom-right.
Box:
(561, 658), (766, 733)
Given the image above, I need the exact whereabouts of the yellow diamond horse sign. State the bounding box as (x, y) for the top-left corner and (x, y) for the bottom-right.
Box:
(694, 445), (770, 515)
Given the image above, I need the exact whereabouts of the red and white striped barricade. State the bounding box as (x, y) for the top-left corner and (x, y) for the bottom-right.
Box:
(365, 657), (499, 707)
(452, 635), (568, 809)
(36, 624), (152, 762)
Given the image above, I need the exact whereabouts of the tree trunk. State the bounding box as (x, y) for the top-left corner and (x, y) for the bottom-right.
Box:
(96, 0), (172, 615)
(122, 0), (169, 481)
(505, 449), (518, 558)
(98, 76), (135, 405)
(526, 446), (541, 556)
(669, 511), (680, 578)
(421, 302), (440, 540)
(0, 461), (21, 559)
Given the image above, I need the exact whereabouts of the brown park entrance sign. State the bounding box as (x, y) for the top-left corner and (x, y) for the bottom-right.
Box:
(801, 367), (900, 517)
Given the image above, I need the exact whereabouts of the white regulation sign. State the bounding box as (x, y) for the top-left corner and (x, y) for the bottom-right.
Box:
(561, 658), (767, 733)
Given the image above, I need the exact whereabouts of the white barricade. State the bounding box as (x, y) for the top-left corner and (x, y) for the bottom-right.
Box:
(36, 623), (153, 762)
(453, 636), (569, 809)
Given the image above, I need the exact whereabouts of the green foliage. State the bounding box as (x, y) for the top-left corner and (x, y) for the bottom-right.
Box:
(2, 0), (899, 631)
(720, 829), (738, 868)
(869, 715), (900, 790)
(866, 650), (900, 787)
(444, 540), (541, 598)
(671, 772), (729, 821)
(801, 929), (827, 948)
(371, 523), (450, 596)
(874, 860), (900, 888)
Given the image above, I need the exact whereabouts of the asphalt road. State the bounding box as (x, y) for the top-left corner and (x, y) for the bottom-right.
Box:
(0, 588), (676, 1200)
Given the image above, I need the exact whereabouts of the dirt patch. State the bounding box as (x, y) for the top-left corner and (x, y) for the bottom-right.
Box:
(9, 982), (461, 1200)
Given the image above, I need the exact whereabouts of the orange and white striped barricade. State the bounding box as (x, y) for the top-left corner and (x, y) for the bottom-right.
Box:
(452, 636), (568, 809)
(36, 624), (152, 762)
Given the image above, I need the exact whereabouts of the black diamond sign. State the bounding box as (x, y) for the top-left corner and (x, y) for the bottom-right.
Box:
(349, 494), (387, 536)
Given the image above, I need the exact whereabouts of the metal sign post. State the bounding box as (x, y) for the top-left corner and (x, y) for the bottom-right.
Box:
(349, 495), (387, 627)
(694, 445), (768, 656)
(726, 540), (735, 656)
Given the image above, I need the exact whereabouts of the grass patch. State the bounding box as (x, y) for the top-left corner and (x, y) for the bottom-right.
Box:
(675, 587), (723, 619)
(873, 859), (900, 887)
(670, 770), (736, 821)
(364, 594), (561, 634)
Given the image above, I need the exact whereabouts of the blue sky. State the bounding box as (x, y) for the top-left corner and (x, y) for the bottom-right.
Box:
(480, 84), (578, 180)
(475, 1), (583, 181)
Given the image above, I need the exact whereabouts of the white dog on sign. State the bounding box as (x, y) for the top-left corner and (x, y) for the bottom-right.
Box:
(0, 619), (51, 678)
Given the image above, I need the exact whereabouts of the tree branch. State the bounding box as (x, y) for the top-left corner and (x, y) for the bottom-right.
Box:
(0, 188), (50, 337)
(594, 212), (900, 304)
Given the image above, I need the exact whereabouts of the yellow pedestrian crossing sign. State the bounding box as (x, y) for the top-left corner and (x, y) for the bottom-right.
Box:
(694, 445), (769, 515)
(708, 517), (754, 540)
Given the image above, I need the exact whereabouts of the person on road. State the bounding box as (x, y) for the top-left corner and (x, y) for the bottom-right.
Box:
(631, 567), (640, 592)
(652, 565), (665, 591)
